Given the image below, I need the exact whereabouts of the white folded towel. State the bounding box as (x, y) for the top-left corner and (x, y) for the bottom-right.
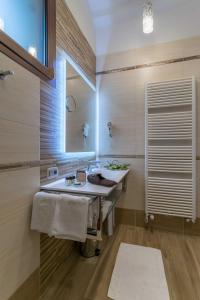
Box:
(31, 192), (91, 242)
(53, 193), (90, 242)
(31, 192), (59, 236)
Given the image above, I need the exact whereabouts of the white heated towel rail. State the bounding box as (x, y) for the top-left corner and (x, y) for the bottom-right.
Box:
(145, 78), (196, 222)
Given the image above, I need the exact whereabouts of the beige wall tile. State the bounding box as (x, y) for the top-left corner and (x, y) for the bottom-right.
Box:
(133, 62), (184, 85)
(101, 158), (145, 210)
(98, 37), (200, 217)
(0, 119), (40, 163)
(135, 85), (145, 155)
(182, 60), (200, 156)
(0, 167), (40, 300)
(182, 36), (200, 57)
(0, 53), (40, 127)
(99, 71), (136, 155)
(0, 53), (40, 299)
(116, 158), (145, 211)
(0, 53), (40, 165)
(99, 62), (186, 157)
(97, 36), (200, 72)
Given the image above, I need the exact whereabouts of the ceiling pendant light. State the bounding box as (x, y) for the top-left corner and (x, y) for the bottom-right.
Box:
(143, 1), (154, 34)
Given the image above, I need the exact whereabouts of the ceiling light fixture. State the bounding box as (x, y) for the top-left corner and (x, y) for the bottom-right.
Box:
(143, 1), (153, 34)
(28, 46), (37, 58)
(0, 18), (5, 31)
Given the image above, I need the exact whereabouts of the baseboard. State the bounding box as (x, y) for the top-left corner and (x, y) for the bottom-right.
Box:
(8, 269), (39, 300)
(115, 208), (200, 235)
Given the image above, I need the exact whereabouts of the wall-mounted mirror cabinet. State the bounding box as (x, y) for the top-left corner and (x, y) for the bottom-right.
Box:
(65, 60), (96, 153)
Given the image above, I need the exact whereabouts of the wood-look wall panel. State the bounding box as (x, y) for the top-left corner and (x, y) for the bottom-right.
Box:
(39, 1), (96, 296)
(40, 80), (61, 160)
(56, 0), (96, 85)
(0, 0), (96, 297)
(40, 0), (96, 161)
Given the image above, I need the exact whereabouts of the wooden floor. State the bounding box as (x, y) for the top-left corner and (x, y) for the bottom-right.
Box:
(40, 225), (200, 300)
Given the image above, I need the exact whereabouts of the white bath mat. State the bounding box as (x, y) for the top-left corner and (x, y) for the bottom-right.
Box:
(108, 243), (170, 300)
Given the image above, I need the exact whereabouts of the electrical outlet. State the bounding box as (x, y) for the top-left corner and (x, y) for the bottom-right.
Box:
(47, 167), (59, 179)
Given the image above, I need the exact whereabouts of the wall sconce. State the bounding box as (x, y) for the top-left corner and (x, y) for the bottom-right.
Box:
(107, 122), (113, 138)
(28, 46), (37, 58)
(82, 123), (90, 139)
(0, 18), (5, 31)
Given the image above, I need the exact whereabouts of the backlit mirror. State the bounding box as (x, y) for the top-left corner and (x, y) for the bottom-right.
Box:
(65, 60), (96, 153)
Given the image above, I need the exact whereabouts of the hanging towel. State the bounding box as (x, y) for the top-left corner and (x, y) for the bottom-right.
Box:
(31, 192), (90, 242)
(31, 191), (59, 236)
(52, 193), (91, 242)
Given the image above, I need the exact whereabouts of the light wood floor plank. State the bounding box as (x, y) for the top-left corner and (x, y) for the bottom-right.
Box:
(40, 226), (200, 300)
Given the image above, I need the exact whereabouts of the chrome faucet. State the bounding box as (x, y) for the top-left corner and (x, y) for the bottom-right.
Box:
(87, 160), (101, 173)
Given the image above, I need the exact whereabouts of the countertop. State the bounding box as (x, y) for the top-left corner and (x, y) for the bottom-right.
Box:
(40, 168), (129, 197)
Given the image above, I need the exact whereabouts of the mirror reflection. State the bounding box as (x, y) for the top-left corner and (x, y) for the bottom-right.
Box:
(65, 61), (96, 153)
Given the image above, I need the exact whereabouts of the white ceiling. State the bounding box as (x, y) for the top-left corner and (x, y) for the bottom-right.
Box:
(86, 0), (200, 56)
(88, 0), (184, 20)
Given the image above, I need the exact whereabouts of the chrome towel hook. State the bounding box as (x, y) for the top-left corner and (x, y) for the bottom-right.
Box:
(0, 70), (14, 80)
